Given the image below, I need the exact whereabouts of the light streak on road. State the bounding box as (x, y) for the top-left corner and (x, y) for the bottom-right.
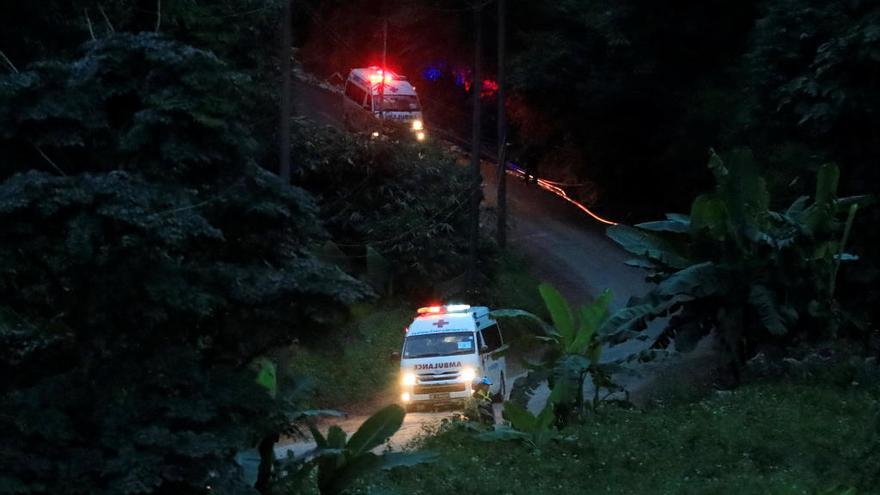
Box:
(504, 163), (619, 226)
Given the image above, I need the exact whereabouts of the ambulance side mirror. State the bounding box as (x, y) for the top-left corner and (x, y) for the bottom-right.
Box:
(390, 351), (401, 361)
(480, 344), (489, 353)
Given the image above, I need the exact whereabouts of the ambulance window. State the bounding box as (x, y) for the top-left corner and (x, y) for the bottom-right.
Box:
(480, 325), (502, 352)
(345, 83), (366, 105)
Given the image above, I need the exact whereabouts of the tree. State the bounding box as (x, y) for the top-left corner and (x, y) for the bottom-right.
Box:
(0, 34), (370, 494)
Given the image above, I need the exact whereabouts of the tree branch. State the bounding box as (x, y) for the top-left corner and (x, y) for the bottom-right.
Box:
(155, 0), (161, 33)
(98, 4), (115, 33)
(0, 50), (18, 73)
(84, 8), (97, 41)
(33, 145), (67, 177)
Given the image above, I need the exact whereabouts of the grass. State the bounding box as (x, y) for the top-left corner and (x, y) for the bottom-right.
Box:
(352, 380), (880, 494)
(289, 303), (411, 408)
(484, 252), (548, 354)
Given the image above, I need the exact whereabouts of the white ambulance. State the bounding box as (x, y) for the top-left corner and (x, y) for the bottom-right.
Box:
(342, 66), (426, 141)
(397, 304), (507, 411)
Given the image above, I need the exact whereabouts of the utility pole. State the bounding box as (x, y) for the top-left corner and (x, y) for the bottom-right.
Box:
(496, 0), (507, 249)
(378, 18), (387, 119)
(468, 2), (483, 288)
(278, 0), (292, 183)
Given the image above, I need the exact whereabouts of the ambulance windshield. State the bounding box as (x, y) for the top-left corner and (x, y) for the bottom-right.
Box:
(376, 94), (420, 112)
(403, 332), (475, 359)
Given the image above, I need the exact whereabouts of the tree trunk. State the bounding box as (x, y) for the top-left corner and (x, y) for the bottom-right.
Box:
(496, 0), (507, 249)
(279, 0), (292, 183)
(255, 432), (279, 494)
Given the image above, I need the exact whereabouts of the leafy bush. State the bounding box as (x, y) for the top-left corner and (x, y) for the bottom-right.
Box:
(293, 120), (481, 298)
(493, 283), (619, 424)
(0, 34), (369, 494)
(284, 405), (435, 495)
(606, 149), (868, 370)
(288, 306), (411, 407)
(478, 382), (567, 452)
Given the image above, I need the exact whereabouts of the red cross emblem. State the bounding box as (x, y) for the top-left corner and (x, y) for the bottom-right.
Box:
(433, 319), (449, 328)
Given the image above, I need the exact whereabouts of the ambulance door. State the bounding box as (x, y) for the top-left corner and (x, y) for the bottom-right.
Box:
(342, 80), (369, 130)
(479, 323), (506, 395)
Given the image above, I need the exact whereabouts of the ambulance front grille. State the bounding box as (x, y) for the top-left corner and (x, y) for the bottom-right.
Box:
(417, 371), (459, 383)
(413, 383), (466, 395)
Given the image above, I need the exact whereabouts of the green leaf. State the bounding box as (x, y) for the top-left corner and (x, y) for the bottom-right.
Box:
(606, 225), (692, 269)
(570, 289), (612, 354)
(345, 404), (405, 457)
(624, 258), (656, 269)
(833, 195), (874, 213)
(490, 309), (556, 336)
(502, 401), (537, 432)
(252, 357), (277, 398)
(636, 216), (690, 233)
(748, 284), (789, 336)
(546, 378), (571, 406)
(477, 425), (531, 442)
(327, 425), (348, 450)
(784, 196), (810, 220)
(815, 163), (840, 206)
(309, 422), (328, 449)
(538, 283), (576, 346)
(657, 262), (723, 298)
(690, 193), (728, 239)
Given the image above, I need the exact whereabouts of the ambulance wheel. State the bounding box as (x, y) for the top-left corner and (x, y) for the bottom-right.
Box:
(493, 373), (506, 403)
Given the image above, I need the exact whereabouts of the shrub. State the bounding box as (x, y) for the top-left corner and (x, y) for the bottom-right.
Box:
(292, 120), (481, 299)
(606, 149), (869, 371)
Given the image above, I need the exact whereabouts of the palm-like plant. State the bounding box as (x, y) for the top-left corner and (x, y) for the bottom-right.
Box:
(493, 283), (616, 422)
(302, 404), (435, 495)
(605, 149), (869, 372)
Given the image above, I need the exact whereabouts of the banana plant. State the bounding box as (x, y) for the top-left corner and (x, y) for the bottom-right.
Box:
(305, 404), (436, 495)
(477, 381), (568, 452)
(492, 284), (615, 422)
(605, 149), (872, 369)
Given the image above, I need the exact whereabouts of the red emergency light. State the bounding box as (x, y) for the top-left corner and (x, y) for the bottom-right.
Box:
(416, 304), (471, 315)
(369, 71), (394, 84)
(417, 306), (443, 314)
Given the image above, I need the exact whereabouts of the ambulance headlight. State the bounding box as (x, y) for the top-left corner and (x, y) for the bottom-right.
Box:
(401, 392), (411, 403)
(416, 131), (426, 142)
(412, 119), (424, 131)
(459, 367), (476, 383)
(402, 373), (417, 386)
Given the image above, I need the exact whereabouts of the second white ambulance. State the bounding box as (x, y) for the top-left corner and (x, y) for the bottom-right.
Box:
(398, 304), (507, 411)
(342, 66), (426, 141)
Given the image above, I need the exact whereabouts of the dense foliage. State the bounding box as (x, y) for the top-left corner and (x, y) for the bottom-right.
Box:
(606, 150), (868, 371)
(0, 34), (369, 494)
(293, 123), (478, 298)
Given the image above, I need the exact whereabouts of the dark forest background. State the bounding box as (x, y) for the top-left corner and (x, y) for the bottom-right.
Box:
(1, 1), (878, 493)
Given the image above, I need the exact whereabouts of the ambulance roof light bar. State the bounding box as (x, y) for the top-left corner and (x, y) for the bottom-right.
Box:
(366, 66), (395, 85)
(416, 304), (471, 315)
